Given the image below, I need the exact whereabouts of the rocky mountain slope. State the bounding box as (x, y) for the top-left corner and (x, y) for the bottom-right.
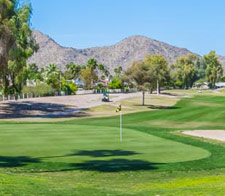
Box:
(28, 30), (224, 72)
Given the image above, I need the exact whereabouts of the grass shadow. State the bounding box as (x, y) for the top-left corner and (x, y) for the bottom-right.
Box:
(147, 105), (180, 110)
(133, 104), (180, 110)
(71, 159), (163, 172)
(71, 149), (140, 157)
(0, 156), (40, 167)
(40, 149), (140, 159)
(37, 150), (162, 172)
(0, 101), (90, 119)
(160, 92), (180, 97)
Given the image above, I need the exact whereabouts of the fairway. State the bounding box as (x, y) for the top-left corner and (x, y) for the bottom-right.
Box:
(2, 95), (225, 195)
(0, 124), (209, 172)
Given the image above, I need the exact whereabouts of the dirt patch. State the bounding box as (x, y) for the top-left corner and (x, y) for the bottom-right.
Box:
(183, 130), (225, 142)
(0, 93), (140, 119)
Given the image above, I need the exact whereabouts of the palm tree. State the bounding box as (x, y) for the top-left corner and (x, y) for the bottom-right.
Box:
(114, 66), (123, 77)
(45, 64), (60, 75)
(87, 59), (99, 88)
(98, 64), (105, 72)
(66, 62), (81, 79)
(42, 64), (60, 79)
(104, 70), (109, 77)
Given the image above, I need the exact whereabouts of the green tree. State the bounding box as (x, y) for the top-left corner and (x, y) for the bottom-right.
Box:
(61, 77), (78, 95)
(173, 54), (198, 89)
(144, 54), (169, 95)
(87, 58), (98, 88)
(125, 62), (150, 105)
(86, 59), (108, 86)
(26, 64), (42, 81)
(108, 78), (124, 89)
(103, 69), (109, 77)
(43, 64), (60, 78)
(80, 68), (98, 89)
(114, 66), (123, 77)
(65, 62), (81, 80)
(43, 64), (60, 90)
(98, 64), (105, 72)
(204, 51), (223, 88)
(0, 0), (38, 95)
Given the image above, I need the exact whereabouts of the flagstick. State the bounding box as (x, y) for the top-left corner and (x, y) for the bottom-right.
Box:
(120, 110), (122, 142)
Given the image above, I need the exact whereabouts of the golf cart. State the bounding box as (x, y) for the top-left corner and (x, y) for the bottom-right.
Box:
(102, 91), (109, 102)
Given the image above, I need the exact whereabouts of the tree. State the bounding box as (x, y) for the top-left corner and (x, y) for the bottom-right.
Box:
(0, 0), (38, 95)
(125, 62), (150, 105)
(26, 64), (42, 81)
(61, 77), (78, 95)
(80, 68), (98, 89)
(144, 54), (169, 95)
(172, 54), (198, 89)
(108, 78), (124, 89)
(65, 62), (81, 79)
(87, 58), (98, 88)
(103, 69), (109, 77)
(43, 64), (60, 90)
(204, 51), (223, 88)
(114, 66), (123, 77)
(98, 64), (105, 72)
(43, 64), (60, 77)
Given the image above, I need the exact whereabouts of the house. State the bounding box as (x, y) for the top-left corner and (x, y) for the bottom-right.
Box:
(215, 82), (225, 88)
(66, 78), (84, 87)
(193, 82), (209, 89)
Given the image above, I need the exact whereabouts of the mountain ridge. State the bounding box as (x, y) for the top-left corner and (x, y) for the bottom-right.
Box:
(28, 30), (225, 72)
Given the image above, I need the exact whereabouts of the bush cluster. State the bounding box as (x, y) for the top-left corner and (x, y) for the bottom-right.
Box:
(22, 83), (54, 97)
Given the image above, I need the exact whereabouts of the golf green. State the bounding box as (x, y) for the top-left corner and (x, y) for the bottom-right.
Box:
(0, 124), (210, 172)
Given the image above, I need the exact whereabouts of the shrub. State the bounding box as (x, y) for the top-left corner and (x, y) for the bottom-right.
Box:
(221, 76), (225, 82)
(67, 82), (78, 95)
(22, 83), (54, 97)
(61, 81), (78, 95)
(108, 78), (124, 89)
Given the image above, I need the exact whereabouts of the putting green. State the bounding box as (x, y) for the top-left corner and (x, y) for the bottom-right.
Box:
(0, 124), (210, 171)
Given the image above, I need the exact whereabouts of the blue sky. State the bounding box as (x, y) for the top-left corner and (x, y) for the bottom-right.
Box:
(29, 0), (225, 55)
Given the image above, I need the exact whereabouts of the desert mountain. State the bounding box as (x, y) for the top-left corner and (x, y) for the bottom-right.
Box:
(28, 30), (224, 72)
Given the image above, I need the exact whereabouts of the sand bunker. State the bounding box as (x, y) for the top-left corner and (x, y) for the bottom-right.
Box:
(183, 130), (225, 142)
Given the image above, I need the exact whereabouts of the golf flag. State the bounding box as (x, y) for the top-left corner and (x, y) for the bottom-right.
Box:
(116, 105), (122, 112)
(116, 105), (122, 142)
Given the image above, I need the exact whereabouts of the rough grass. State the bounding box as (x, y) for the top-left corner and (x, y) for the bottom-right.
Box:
(88, 93), (180, 117)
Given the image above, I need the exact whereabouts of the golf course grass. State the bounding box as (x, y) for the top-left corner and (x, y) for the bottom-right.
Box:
(0, 124), (210, 173)
(1, 93), (225, 195)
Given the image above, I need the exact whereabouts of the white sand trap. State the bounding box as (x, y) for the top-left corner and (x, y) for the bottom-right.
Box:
(183, 130), (225, 142)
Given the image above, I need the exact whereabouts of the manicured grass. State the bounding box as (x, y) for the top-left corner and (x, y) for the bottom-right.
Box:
(2, 93), (225, 195)
(0, 124), (209, 173)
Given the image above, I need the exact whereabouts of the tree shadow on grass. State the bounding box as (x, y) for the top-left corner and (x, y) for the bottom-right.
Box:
(133, 104), (179, 110)
(147, 105), (180, 110)
(40, 149), (140, 159)
(39, 150), (162, 172)
(70, 159), (163, 172)
(160, 92), (180, 97)
(0, 156), (40, 167)
(0, 150), (162, 172)
(0, 101), (90, 119)
(71, 149), (140, 157)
